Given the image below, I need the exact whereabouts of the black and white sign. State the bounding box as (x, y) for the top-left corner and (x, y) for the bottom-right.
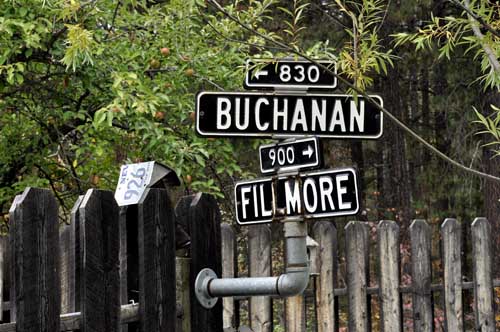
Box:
(234, 167), (359, 225)
(196, 92), (383, 139)
(259, 137), (321, 174)
(244, 59), (337, 90)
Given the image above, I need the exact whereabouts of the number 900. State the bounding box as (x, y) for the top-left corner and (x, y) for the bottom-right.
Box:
(269, 147), (295, 167)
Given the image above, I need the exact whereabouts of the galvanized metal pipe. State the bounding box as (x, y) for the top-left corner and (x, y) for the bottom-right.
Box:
(195, 221), (310, 308)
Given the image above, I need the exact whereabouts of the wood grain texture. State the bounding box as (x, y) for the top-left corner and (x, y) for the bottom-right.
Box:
(60, 195), (83, 315)
(176, 193), (222, 332)
(79, 189), (120, 332)
(345, 221), (369, 332)
(410, 219), (433, 332)
(312, 221), (337, 332)
(378, 220), (401, 332)
(0, 236), (7, 322)
(285, 295), (305, 332)
(471, 218), (495, 332)
(118, 206), (128, 332)
(10, 188), (61, 332)
(176, 257), (191, 332)
(137, 188), (176, 332)
(69, 195), (83, 313)
(248, 225), (272, 332)
(8, 194), (21, 323)
(440, 218), (463, 332)
(221, 223), (237, 330)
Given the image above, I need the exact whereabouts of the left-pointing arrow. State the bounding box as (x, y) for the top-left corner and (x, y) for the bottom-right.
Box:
(254, 70), (268, 79)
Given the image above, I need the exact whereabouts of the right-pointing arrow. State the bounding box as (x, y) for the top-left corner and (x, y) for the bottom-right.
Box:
(302, 145), (314, 159)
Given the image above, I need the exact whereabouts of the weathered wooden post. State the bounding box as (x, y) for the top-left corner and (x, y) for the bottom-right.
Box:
(0, 236), (7, 322)
(137, 188), (177, 332)
(176, 193), (222, 332)
(176, 256), (191, 332)
(60, 195), (83, 315)
(410, 219), (433, 332)
(471, 217), (494, 332)
(345, 221), (370, 332)
(79, 189), (120, 332)
(312, 220), (337, 332)
(221, 223), (238, 330)
(441, 218), (463, 331)
(378, 220), (402, 331)
(248, 225), (272, 332)
(9, 188), (61, 331)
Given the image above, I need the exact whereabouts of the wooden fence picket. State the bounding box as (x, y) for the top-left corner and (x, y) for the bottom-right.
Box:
(471, 217), (495, 332)
(9, 188), (61, 332)
(176, 193), (222, 332)
(221, 223), (238, 330)
(249, 225), (272, 332)
(79, 189), (120, 332)
(118, 206), (129, 332)
(410, 219), (433, 332)
(312, 220), (337, 332)
(441, 218), (463, 332)
(0, 236), (6, 323)
(60, 195), (83, 315)
(7, 194), (21, 323)
(137, 188), (177, 332)
(345, 221), (370, 332)
(377, 220), (401, 332)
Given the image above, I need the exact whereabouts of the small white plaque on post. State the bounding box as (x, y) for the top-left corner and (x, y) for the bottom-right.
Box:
(114, 161), (180, 206)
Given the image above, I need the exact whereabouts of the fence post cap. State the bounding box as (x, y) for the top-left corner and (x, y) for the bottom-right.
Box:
(471, 217), (488, 228)
(441, 218), (459, 230)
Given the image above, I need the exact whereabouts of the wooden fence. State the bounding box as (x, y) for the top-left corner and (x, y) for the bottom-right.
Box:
(221, 219), (500, 332)
(0, 186), (498, 331)
(0, 187), (223, 332)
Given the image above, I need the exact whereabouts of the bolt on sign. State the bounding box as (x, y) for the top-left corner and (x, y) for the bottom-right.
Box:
(259, 137), (322, 174)
(196, 92), (383, 139)
(244, 59), (337, 90)
(234, 168), (359, 225)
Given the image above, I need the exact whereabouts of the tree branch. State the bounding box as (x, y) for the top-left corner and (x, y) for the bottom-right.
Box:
(205, 0), (500, 183)
(463, 0), (500, 73)
(450, 0), (500, 38)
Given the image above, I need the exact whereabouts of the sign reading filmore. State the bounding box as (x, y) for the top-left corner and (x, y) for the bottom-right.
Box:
(234, 167), (359, 225)
(244, 59), (336, 90)
(259, 137), (321, 174)
(196, 92), (383, 139)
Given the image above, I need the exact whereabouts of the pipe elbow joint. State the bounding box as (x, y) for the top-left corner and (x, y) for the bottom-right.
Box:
(277, 265), (310, 297)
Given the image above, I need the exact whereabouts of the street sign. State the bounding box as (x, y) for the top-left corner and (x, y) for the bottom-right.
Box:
(196, 92), (383, 139)
(244, 59), (337, 90)
(234, 167), (359, 225)
(259, 137), (321, 174)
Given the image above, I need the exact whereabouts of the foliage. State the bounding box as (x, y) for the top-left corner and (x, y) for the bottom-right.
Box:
(393, 2), (500, 90)
(0, 0), (277, 219)
(392, 1), (500, 156)
(330, 0), (396, 91)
